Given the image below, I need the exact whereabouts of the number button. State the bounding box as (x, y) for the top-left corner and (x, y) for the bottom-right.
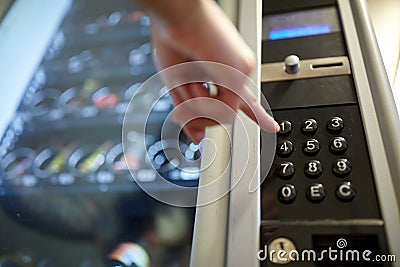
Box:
(329, 137), (348, 154)
(276, 161), (295, 179)
(278, 121), (292, 137)
(332, 158), (352, 177)
(306, 183), (326, 202)
(303, 139), (320, 156)
(301, 119), (318, 135)
(278, 184), (297, 204)
(304, 160), (323, 178)
(276, 140), (294, 157)
(336, 182), (356, 202)
(327, 116), (344, 133)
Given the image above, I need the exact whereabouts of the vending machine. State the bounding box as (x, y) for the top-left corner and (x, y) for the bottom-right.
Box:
(1, 0), (400, 267)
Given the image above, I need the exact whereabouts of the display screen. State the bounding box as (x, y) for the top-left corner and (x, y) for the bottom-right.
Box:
(263, 6), (340, 40)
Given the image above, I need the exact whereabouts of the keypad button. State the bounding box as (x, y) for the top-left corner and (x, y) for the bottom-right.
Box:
(332, 158), (352, 177)
(304, 160), (323, 178)
(306, 183), (326, 203)
(303, 139), (321, 156)
(329, 137), (348, 154)
(301, 119), (318, 135)
(278, 184), (297, 204)
(278, 121), (292, 137)
(327, 116), (344, 133)
(336, 182), (356, 202)
(276, 161), (295, 179)
(276, 140), (294, 157)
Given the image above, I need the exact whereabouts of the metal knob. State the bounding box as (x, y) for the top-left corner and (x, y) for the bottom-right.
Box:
(284, 55), (300, 74)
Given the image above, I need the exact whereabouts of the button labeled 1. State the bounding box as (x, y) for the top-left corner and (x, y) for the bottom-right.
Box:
(278, 121), (292, 137)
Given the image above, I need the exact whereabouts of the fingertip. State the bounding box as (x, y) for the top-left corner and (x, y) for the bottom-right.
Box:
(257, 114), (281, 134)
(184, 127), (205, 144)
(193, 131), (205, 144)
(273, 120), (281, 133)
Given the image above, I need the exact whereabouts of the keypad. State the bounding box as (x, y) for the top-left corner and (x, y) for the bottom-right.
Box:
(270, 115), (357, 205)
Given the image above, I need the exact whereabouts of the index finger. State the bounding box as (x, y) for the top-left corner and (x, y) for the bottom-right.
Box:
(237, 85), (280, 133)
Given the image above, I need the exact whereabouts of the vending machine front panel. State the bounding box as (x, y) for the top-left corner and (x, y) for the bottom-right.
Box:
(227, 0), (400, 266)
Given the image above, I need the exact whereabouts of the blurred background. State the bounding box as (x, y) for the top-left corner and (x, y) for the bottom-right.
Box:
(0, 0), (200, 266)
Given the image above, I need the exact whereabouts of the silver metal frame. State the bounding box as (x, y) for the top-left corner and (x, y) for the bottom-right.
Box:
(226, 0), (262, 266)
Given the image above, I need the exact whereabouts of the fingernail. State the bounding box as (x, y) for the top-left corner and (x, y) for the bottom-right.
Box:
(193, 131), (205, 144)
(274, 121), (280, 133)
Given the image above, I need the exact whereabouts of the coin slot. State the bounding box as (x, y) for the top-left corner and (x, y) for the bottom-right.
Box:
(311, 62), (343, 69)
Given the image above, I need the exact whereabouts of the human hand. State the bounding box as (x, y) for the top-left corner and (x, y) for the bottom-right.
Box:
(139, 0), (280, 143)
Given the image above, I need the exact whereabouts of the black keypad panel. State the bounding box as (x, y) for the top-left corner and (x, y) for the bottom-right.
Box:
(261, 105), (381, 220)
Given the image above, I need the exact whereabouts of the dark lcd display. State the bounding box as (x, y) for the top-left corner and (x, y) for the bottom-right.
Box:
(263, 6), (340, 40)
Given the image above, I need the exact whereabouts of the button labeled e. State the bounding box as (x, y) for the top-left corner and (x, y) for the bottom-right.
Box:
(306, 183), (326, 202)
